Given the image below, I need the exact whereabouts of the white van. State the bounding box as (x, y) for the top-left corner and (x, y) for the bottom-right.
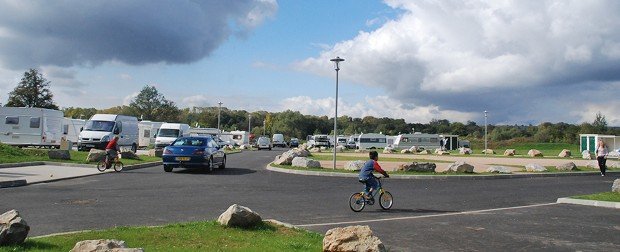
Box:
(138, 121), (164, 148)
(78, 114), (139, 152)
(272, 133), (286, 147)
(0, 107), (64, 148)
(154, 123), (191, 149)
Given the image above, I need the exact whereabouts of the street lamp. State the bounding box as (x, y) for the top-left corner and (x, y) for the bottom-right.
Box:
(217, 102), (223, 133)
(263, 119), (266, 136)
(248, 113), (252, 133)
(484, 110), (488, 155)
(330, 56), (344, 170)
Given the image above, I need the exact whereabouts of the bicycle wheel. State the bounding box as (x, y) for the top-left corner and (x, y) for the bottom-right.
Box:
(113, 161), (124, 172)
(349, 193), (366, 212)
(96, 159), (107, 172)
(379, 191), (393, 210)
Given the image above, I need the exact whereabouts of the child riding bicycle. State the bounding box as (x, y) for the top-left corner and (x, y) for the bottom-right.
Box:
(358, 151), (389, 199)
(104, 135), (120, 168)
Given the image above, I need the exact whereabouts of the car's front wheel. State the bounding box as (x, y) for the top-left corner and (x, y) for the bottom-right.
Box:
(163, 165), (173, 172)
(219, 157), (226, 169)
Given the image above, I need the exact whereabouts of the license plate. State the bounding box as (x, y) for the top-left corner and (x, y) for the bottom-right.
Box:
(85, 144), (94, 147)
(176, 157), (191, 161)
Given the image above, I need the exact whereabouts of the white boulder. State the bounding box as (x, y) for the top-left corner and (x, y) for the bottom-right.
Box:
(291, 157), (321, 168)
(217, 204), (262, 228)
(528, 149), (543, 157)
(582, 150), (594, 160)
(525, 163), (547, 172)
(504, 149), (516, 156)
(612, 179), (620, 193)
(555, 162), (577, 171)
(323, 225), (386, 252)
(446, 161), (474, 173)
(557, 149), (571, 158)
(70, 239), (143, 252)
(344, 160), (366, 171)
(486, 166), (512, 174)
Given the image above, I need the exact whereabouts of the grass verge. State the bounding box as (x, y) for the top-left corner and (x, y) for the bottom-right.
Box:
(308, 153), (452, 163)
(0, 221), (323, 252)
(270, 163), (484, 175)
(0, 143), (160, 165)
(571, 192), (620, 202)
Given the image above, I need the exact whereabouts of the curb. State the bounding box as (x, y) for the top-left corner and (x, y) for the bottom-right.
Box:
(0, 161), (162, 188)
(557, 197), (620, 209)
(266, 164), (618, 180)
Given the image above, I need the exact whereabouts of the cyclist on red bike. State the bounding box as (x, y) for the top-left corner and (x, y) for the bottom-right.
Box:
(104, 135), (120, 167)
(358, 151), (389, 199)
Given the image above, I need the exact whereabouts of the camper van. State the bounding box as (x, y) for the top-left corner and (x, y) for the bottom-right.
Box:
(357, 133), (387, 149)
(307, 134), (330, 148)
(393, 133), (441, 150)
(272, 134), (286, 147)
(62, 118), (86, 144)
(154, 123), (190, 149)
(0, 107), (64, 148)
(138, 121), (164, 148)
(78, 114), (139, 152)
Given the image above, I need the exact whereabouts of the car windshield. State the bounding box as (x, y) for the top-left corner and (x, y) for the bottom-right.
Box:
(83, 120), (115, 132)
(172, 138), (206, 146)
(158, 128), (180, 137)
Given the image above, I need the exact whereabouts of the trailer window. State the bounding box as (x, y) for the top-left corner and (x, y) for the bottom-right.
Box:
(143, 129), (150, 138)
(233, 135), (242, 140)
(5, 117), (19, 125)
(63, 125), (69, 134)
(30, 117), (41, 128)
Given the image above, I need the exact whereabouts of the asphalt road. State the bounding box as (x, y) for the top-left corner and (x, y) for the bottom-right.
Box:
(2, 149), (619, 251)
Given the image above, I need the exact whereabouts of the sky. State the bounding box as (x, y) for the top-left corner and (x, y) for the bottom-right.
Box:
(0, 0), (619, 126)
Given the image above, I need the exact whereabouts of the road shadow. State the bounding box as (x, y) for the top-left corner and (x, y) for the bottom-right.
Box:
(370, 208), (458, 214)
(174, 167), (256, 176)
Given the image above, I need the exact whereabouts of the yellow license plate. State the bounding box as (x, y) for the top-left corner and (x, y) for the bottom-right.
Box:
(176, 157), (191, 161)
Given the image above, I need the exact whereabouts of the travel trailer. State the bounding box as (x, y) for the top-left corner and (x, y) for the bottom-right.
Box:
(0, 107), (64, 148)
(78, 114), (139, 152)
(230, 130), (250, 146)
(62, 118), (86, 144)
(154, 123), (190, 149)
(393, 133), (441, 150)
(138, 121), (164, 148)
(357, 133), (387, 149)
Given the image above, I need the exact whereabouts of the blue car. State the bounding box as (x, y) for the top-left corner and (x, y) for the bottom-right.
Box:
(162, 136), (226, 172)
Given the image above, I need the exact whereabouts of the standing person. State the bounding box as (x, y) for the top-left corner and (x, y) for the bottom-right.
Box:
(105, 135), (120, 168)
(358, 151), (389, 199)
(596, 139), (608, 176)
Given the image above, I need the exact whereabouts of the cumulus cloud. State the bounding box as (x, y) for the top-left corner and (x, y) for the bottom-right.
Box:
(296, 0), (620, 125)
(280, 95), (476, 123)
(182, 95), (212, 108)
(0, 0), (277, 69)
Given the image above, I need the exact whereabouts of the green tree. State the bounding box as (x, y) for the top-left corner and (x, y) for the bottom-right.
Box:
(128, 85), (180, 122)
(6, 69), (58, 109)
(592, 112), (607, 133)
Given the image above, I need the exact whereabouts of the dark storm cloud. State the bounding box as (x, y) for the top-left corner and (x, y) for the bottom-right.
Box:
(0, 0), (277, 69)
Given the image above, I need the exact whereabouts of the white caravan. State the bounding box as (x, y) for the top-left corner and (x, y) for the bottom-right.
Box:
(357, 133), (387, 149)
(154, 123), (190, 149)
(62, 118), (86, 144)
(393, 133), (441, 150)
(0, 107), (64, 148)
(230, 130), (250, 146)
(138, 121), (164, 148)
(78, 114), (139, 152)
(307, 134), (330, 148)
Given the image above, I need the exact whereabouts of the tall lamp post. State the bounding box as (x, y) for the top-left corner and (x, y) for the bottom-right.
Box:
(330, 56), (344, 170)
(484, 110), (488, 155)
(217, 102), (223, 133)
(248, 113), (252, 133)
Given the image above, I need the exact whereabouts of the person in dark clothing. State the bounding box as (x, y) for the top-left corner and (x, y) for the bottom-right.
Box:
(358, 151), (389, 199)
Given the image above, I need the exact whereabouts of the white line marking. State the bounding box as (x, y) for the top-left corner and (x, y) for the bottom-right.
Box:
(296, 202), (559, 227)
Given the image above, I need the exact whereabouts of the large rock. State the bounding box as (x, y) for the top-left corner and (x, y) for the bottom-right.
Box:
(86, 149), (107, 162)
(556, 162), (577, 171)
(436, 151), (450, 155)
(418, 149), (432, 155)
(527, 149), (543, 157)
(323, 225), (386, 252)
(400, 149), (411, 154)
(382, 147), (395, 154)
(292, 148), (310, 157)
(612, 179), (620, 193)
(446, 161), (474, 173)
(70, 239), (143, 252)
(525, 163), (547, 172)
(486, 166), (512, 174)
(217, 204), (262, 228)
(344, 160), (366, 171)
(581, 150), (594, 160)
(291, 157), (321, 168)
(120, 151), (139, 160)
(48, 149), (71, 160)
(408, 146), (419, 153)
(558, 149), (571, 158)
(273, 149), (304, 165)
(459, 148), (472, 155)
(309, 147), (322, 153)
(0, 210), (30, 246)
(335, 146), (346, 152)
(148, 149), (163, 157)
(482, 149), (495, 154)
(400, 162), (436, 172)
(504, 149), (516, 156)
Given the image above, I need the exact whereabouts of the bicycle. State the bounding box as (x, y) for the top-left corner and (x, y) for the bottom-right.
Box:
(349, 175), (393, 212)
(97, 152), (124, 172)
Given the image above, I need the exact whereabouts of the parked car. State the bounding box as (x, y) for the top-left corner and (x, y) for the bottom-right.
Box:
(162, 136), (226, 173)
(257, 136), (272, 150)
(289, 138), (299, 148)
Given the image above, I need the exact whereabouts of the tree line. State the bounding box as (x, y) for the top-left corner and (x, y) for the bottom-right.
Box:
(5, 69), (618, 144)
